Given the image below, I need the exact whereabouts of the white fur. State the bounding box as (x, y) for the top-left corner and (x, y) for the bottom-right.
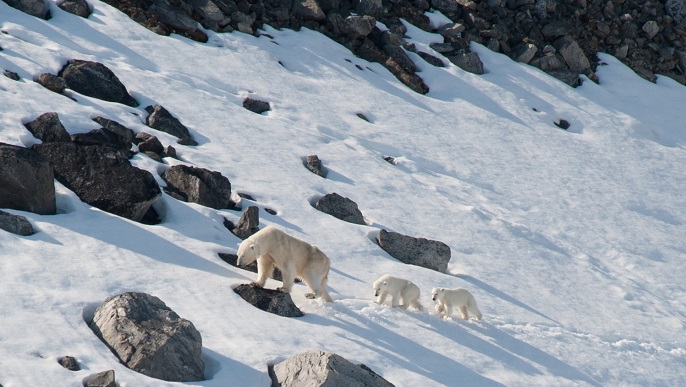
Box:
(236, 225), (333, 302)
(372, 274), (422, 310)
(431, 287), (482, 320)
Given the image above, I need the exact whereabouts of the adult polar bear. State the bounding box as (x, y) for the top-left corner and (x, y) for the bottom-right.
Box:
(432, 287), (482, 320)
(372, 274), (422, 310)
(236, 225), (333, 302)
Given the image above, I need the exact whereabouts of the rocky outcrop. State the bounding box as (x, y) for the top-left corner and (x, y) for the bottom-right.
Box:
(0, 143), (56, 215)
(24, 112), (71, 143)
(84, 370), (116, 387)
(269, 350), (395, 386)
(313, 193), (365, 225)
(59, 60), (138, 106)
(161, 165), (233, 209)
(32, 142), (161, 222)
(89, 292), (205, 382)
(305, 154), (326, 177)
(233, 283), (304, 317)
(0, 210), (35, 236)
(227, 205), (260, 239)
(2, 0), (50, 19)
(145, 104), (197, 145)
(35, 73), (66, 94)
(58, 0), (92, 17)
(376, 229), (451, 273)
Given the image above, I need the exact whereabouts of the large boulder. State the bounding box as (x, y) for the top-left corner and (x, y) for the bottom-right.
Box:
(32, 142), (161, 222)
(58, 0), (91, 17)
(554, 35), (591, 73)
(2, 0), (50, 19)
(313, 193), (365, 225)
(89, 292), (205, 382)
(59, 60), (138, 107)
(145, 104), (197, 145)
(0, 210), (35, 236)
(233, 283), (304, 317)
(269, 350), (395, 386)
(24, 112), (71, 143)
(228, 205), (260, 239)
(0, 143), (56, 215)
(375, 229), (451, 272)
(162, 165), (232, 209)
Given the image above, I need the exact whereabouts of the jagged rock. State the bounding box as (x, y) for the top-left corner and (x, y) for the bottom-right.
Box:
(161, 164), (232, 209)
(32, 142), (161, 222)
(36, 73), (66, 93)
(667, 0), (686, 27)
(356, 0), (383, 19)
(89, 292), (205, 382)
(24, 112), (71, 143)
(4, 70), (20, 80)
(305, 154), (326, 177)
(145, 104), (197, 145)
(448, 51), (485, 74)
(58, 0), (91, 17)
(164, 144), (178, 159)
(218, 252), (287, 281)
(269, 350), (395, 386)
(314, 193), (365, 225)
(58, 356), (80, 371)
(135, 132), (165, 155)
(554, 35), (591, 72)
(384, 45), (417, 73)
(0, 210), (35, 236)
(541, 20), (573, 39)
(148, 0), (200, 31)
(547, 69), (581, 87)
(431, 0), (458, 12)
(376, 229), (451, 272)
(344, 15), (376, 37)
(0, 143), (56, 215)
(514, 43), (538, 64)
(233, 283), (304, 317)
(642, 20), (659, 39)
(231, 205), (260, 239)
(293, 0), (326, 21)
(92, 116), (135, 149)
(59, 60), (138, 107)
(242, 98), (271, 114)
(2, 0), (50, 19)
(71, 123), (135, 154)
(188, 0), (225, 24)
(84, 370), (116, 387)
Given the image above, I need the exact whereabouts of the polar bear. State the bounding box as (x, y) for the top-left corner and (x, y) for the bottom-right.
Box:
(236, 225), (333, 302)
(431, 287), (482, 320)
(372, 274), (422, 310)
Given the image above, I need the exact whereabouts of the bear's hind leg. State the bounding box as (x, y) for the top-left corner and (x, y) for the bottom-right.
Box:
(276, 263), (296, 293)
(459, 306), (469, 320)
(303, 270), (333, 302)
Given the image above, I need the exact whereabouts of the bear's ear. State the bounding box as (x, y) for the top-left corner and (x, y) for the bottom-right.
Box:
(382, 281), (387, 285)
(440, 288), (445, 292)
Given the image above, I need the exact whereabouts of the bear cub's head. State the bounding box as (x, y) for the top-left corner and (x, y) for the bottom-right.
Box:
(431, 287), (445, 301)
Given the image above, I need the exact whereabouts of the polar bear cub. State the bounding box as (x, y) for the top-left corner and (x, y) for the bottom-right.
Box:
(236, 225), (333, 302)
(431, 287), (482, 320)
(372, 274), (422, 310)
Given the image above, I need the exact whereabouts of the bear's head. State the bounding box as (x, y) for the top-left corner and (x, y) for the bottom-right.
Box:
(431, 287), (444, 301)
(373, 280), (388, 297)
(236, 239), (259, 267)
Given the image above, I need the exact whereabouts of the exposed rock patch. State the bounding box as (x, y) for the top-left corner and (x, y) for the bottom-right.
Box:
(0, 143), (56, 215)
(376, 229), (451, 273)
(304, 154), (326, 177)
(58, 60), (138, 106)
(2, 0), (50, 19)
(161, 164), (233, 209)
(313, 193), (365, 225)
(233, 283), (304, 317)
(145, 104), (197, 145)
(84, 370), (116, 387)
(0, 210), (35, 236)
(24, 112), (71, 143)
(242, 98), (271, 114)
(226, 205), (260, 239)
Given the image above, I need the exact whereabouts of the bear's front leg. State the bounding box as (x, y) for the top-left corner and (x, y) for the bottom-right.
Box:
(276, 263), (295, 293)
(376, 292), (387, 305)
(254, 256), (275, 288)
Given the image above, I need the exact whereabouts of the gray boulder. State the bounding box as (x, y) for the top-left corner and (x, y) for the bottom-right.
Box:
(344, 15), (376, 37)
(89, 292), (205, 382)
(514, 43), (538, 64)
(32, 142), (161, 222)
(92, 116), (135, 150)
(233, 283), (304, 317)
(84, 370), (115, 387)
(0, 210), (35, 236)
(448, 51), (484, 75)
(2, 0), (50, 19)
(375, 229), (451, 272)
(230, 205), (260, 239)
(60, 60), (138, 107)
(58, 0), (91, 17)
(36, 73), (66, 94)
(293, 0), (326, 21)
(149, 0), (200, 32)
(58, 356), (80, 371)
(135, 132), (164, 155)
(305, 154), (326, 177)
(162, 164), (233, 209)
(0, 143), (56, 215)
(554, 35), (590, 72)
(145, 104), (197, 145)
(269, 350), (394, 386)
(314, 193), (365, 225)
(242, 98), (271, 114)
(24, 112), (71, 143)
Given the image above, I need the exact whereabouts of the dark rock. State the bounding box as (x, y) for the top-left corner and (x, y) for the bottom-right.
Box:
(84, 370), (116, 387)
(383, 155), (396, 164)
(145, 105), (197, 145)
(231, 205), (260, 239)
(24, 112), (71, 143)
(314, 192), (365, 225)
(148, 0), (200, 31)
(242, 98), (271, 114)
(32, 142), (161, 222)
(269, 350), (395, 386)
(92, 116), (135, 149)
(0, 210), (35, 236)
(265, 208), (277, 215)
(2, 0), (50, 19)
(514, 43), (538, 64)
(0, 143), (56, 215)
(135, 132), (165, 154)
(233, 283), (304, 317)
(293, 0), (326, 21)
(59, 60), (138, 107)
(554, 119), (570, 129)
(58, 0), (91, 17)
(305, 154), (326, 177)
(554, 35), (591, 72)
(89, 292), (205, 382)
(58, 356), (80, 371)
(218, 252), (287, 281)
(448, 51), (485, 74)
(356, 112), (370, 122)
(36, 73), (66, 93)
(546, 69), (581, 87)
(376, 229), (451, 272)
(344, 15), (376, 36)
(162, 164), (232, 209)
(164, 145), (178, 159)
(4, 70), (20, 80)
(541, 20), (574, 39)
(418, 51), (446, 67)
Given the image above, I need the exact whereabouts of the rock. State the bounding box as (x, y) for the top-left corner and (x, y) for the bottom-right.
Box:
(384, 45), (417, 73)
(546, 69), (581, 87)
(0, 143), (56, 215)
(541, 20), (573, 39)
(32, 142), (161, 222)
(58, 356), (80, 371)
(92, 116), (135, 149)
(514, 43), (538, 64)
(269, 350), (394, 386)
(418, 51), (446, 67)
(2, 0), (50, 19)
(355, 0), (383, 18)
(375, 229), (451, 272)
(305, 154), (326, 177)
(666, 0), (686, 28)
(0, 210), (35, 236)
(149, 0), (200, 32)
(36, 73), (66, 93)
(59, 60), (138, 107)
(314, 193), (365, 225)
(242, 98), (271, 114)
(554, 35), (591, 72)
(89, 292), (204, 382)
(24, 112), (71, 143)
(162, 164), (233, 209)
(145, 104), (197, 145)
(293, 0), (326, 21)
(233, 283), (304, 317)
(431, 0), (458, 12)
(231, 205), (260, 239)
(344, 15), (376, 37)
(84, 370), (116, 387)
(4, 70), (20, 80)
(448, 51), (485, 74)
(642, 21), (659, 39)
(187, 0), (225, 22)
(135, 132), (165, 155)
(218, 252), (287, 281)
(554, 119), (570, 129)
(58, 0), (91, 17)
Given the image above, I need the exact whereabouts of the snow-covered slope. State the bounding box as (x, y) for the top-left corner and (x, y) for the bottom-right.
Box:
(1, 2), (686, 386)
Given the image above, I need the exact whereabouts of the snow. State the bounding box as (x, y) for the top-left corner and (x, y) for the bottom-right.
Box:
(2, 2), (686, 386)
